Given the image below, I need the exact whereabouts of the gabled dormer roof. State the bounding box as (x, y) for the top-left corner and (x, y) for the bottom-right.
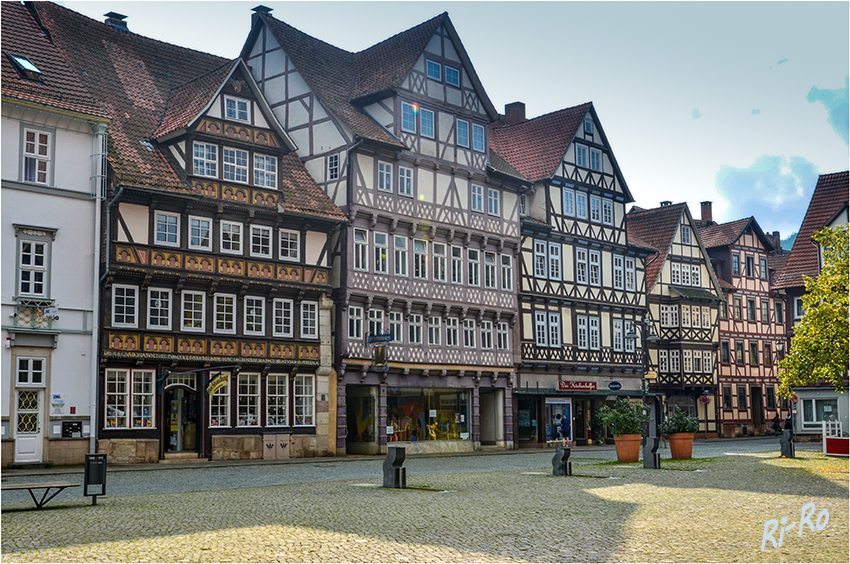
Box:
(699, 216), (775, 252)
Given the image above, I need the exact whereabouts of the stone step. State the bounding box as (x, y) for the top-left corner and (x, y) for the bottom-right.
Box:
(159, 453), (206, 463)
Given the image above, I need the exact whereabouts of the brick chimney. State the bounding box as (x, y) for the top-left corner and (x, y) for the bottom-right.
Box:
(700, 201), (713, 225)
(104, 12), (128, 32)
(660, 201), (672, 207)
(504, 102), (526, 125)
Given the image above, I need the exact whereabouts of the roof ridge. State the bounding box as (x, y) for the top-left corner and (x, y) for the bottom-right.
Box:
(168, 59), (238, 93)
(353, 12), (446, 56)
(493, 101), (593, 130)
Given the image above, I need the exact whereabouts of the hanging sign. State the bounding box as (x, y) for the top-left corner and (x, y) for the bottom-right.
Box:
(558, 381), (597, 392)
(206, 373), (229, 396)
(608, 381), (622, 391)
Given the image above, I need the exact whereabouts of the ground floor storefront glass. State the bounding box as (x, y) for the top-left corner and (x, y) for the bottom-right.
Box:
(387, 388), (470, 442)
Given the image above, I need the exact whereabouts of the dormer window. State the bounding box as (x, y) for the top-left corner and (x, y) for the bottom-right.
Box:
(7, 53), (42, 81)
(224, 95), (249, 123)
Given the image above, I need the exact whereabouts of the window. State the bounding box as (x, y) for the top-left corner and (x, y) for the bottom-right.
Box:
(766, 386), (776, 411)
(760, 257), (768, 281)
(426, 60), (441, 80)
(187, 216), (212, 250)
(659, 350), (669, 373)
(9, 54), (42, 81)
(575, 144), (587, 168)
(576, 316), (588, 349)
(801, 398), (840, 428)
(182, 291), (205, 331)
(563, 188), (575, 217)
(589, 250), (601, 287)
(421, 108), (435, 138)
(214, 294), (236, 334)
(301, 301), (318, 339)
(244, 297), (265, 335)
(327, 154), (339, 181)
(575, 192), (588, 219)
(497, 322), (509, 350)
(535, 311), (548, 347)
(369, 309), (384, 338)
(732, 254), (740, 277)
(484, 252), (497, 289)
(720, 296), (728, 319)
(794, 297), (804, 319)
(549, 243), (562, 280)
(155, 212), (179, 246)
(548, 312), (561, 348)
(250, 225), (272, 258)
(104, 369), (155, 429)
(734, 297), (742, 320)
(590, 149), (602, 171)
(625, 258), (636, 291)
(701, 306), (710, 329)
(473, 124), (485, 152)
(723, 386), (733, 410)
(294, 374), (314, 426)
(519, 194), (528, 216)
(23, 129), (50, 184)
(501, 255), (513, 291)
(681, 225), (691, 245)
(456, 119), (469, 147)
(772, 300), (783, 325)
(681, 305), (691, 327)
(746, 256), (755, 278)
(224, 96), (249, 122)
(277, 229), (299, 262)
(18, 240), (47, 296)
(463, 319), (476, 348)
(394, 236), (408, 277)
(747, 298), (756, 322)
(602, 199), (613, 225)
(389, 312), (403, 343)
(374, 233), (388, 274)
(691, 265), (700, 286)
(760, 300), (769, 323)
(267, 374), (289, 426)
(210, 378), (230, 427)
(749, 341), (759, 365)
(112, 285), (138, 328)
(220, 221), (242, 254)
(703, 351), (712, 373)
(737, 386), (747, 411)
(683, 350), (693, 373)
(584, 118), (593, 134)
(721, 341), (730, 364)
(433, 243), (447, 282)
(470, 185), (484, 212)
(575, 248), (588, 284)
(193, 142), (217, 178)
(446, 317), (459, 347)
(147, 288), (171, 330)
(611, 255), (624, 290)
(612, 319), (623, 352)
(348, 306), (363, 340)
(735, 341), (744, 364)
(681, 263), (691, 286)
(398, 167), (413, 197)
(671, 263), (681, 285)
(413, 239), (428, 279)
(669, 350), (680, 373)
(660, 305), (673, 328)
(451, 246), (463, 284)
(401, 102), (417, 133)
(223, 147), (248, 183)
(378, 162), (392, 192)
(588, 316), (600, 350)
(273, 298), (293, 337)
(488, 188), (500, 216)
(254, 154), (277, 188)
(428, 316), (441, 346)
(534, 241), (548, 278)
(764, 342), (773, 366)
(237, 374), (260, 427)
(409, 314), (423, 345)
(590, 195), (601, 223)
(445, 66), (460, 87)
(353, 229), (368, 271)
(15, 357), (43, 388)
(691, 306), (700, 328)
(467, 249), (480, 286)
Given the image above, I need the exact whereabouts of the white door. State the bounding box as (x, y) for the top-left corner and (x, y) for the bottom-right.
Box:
(14, 389), (43, 463)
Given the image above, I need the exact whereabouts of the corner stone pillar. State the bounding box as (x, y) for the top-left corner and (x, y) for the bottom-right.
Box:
(317, 293), (336, 455)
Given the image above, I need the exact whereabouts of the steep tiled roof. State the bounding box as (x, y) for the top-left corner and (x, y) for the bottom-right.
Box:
(625, 203), (687, 288)
(488, 149), (528, 182)
(278, 153), (346, 220)
(699, 218), (751, 249)
(774, 171), (849, 289)
(717, 278), (737, 292)
(489, 103), (591, 182)
(1, 2), (107, 119)
(768, 254), (789, 276)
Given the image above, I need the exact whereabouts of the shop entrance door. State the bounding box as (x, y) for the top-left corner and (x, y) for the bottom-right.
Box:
(14, 389), (43, 463)
(544, 398), (571, 442)
(346, 385), (379, 454)
(574, 400), (588, 443)
(751, 387), (763, 428)
(164, 387), (198, 452)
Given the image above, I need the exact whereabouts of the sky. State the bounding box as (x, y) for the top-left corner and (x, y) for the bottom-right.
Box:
(61, 0), (850, 239)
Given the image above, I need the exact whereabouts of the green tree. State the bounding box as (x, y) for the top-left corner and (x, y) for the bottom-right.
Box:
(778, 225), (849, 395)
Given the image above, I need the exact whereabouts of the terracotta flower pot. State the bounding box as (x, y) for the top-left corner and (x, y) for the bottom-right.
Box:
(613, 434), (642, 463)
(668, 432), (695, 459)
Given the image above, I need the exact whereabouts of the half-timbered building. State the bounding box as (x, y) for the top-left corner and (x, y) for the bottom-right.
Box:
(243, 8), (525, 454)
(626, 203), (723, 434)
(698, 208), (788, 436)
(29, 3), (345, 462)
(490, 102), (651, 446)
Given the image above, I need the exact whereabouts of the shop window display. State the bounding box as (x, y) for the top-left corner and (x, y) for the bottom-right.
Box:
(387, 388), (470, 442)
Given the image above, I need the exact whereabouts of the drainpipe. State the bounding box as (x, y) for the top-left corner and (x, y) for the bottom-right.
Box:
(89, 123), (108, 454)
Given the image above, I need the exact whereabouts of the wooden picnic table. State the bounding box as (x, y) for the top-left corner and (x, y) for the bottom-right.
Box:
(2, 481), (79, 509)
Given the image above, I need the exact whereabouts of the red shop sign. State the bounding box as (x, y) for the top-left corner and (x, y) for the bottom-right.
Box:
(558, 381), (597, 392)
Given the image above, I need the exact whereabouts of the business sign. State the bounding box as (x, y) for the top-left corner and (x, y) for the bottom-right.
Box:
(368, 334), (393, 343)
(607, 381), (622, 391)
(558, 381), (597, 392)
(206, 372), (229, 396)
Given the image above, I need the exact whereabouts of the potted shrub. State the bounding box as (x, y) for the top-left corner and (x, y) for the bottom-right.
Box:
(598, 399), (648, 463)
(659, 407), (700, 459)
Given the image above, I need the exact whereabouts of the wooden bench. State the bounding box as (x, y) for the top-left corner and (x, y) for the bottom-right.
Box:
(1, 481), (79, 509)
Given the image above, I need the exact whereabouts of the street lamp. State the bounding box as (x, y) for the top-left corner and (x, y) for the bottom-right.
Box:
(625, 317), (660, 407)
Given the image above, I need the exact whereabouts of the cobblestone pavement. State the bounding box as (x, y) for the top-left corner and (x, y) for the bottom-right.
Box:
(2, 438), (846, 563)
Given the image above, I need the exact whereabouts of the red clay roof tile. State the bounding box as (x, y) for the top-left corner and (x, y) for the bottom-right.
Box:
(625, 203), (688, 287)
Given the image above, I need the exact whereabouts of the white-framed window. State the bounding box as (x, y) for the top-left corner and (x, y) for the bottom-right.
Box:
(693, 350), (703, 373)
(590, 149), (602, 171)
(589, 250), (601, 286)
(463, 319), (476, 348)
(589, 316), (600, 350)
(266, 373), (289, 427)
(760, 257), (769, 281)
(254, 154), (277, 188)
(300, 301), (318, 339)
(353, 229), (368, 271)
(394, 236), (408, 277)
(250, 225), (272, 258)
(501, 255), (513, 291)
(659, 350), (669, 373)
(214, 293), (236, 334)
(131, 370), (155, 428)
(401, 101), (417, 133)
(223, 147), (248, 183)
(703, 350), (713, 373)
(188, 216), (212, 250)
(421, 108), (435, 138)
(294, 374), (315, 426)
(369, 309), (384, 338)
(112, 285), (138, 328)
(23, 129), (50, 184)
(467, 249), (480, 287)
(575, 144), (588, 168)
(327, 153), (339, 181)
(497, 321), (509, 350)
(535, 311), (548, 347)
(224, 96), (249, 122)
(590, 195), (601, 223)
(683, 350), (693, 373)
(613, 255), (624, 290)
(624, 321), (635, 353)
(563, 187), (575, 217)
(471, 185), (484, 212)
(481, 320), (493, 349)
(484, 252), (497, 289)
(18, 239), (47, 296)
(548, 312), (562, 348)
(193, 142), (218, 178)
(794, 297), (804, 319)
(519, 194), (528, 216)
(487, 188), (500, 216)
(237, 373), (260, 427)
(534, 240), (548, 278)
(670, 350), (680, 373)
(691, 306), (700, 328)
(426, 60), (441, 80)
(681, 305), (691, 327)
(602, 199), (613, 225)
(549, 243), (562, 280)
(374, 232), (388, 274)
(702, 306), (711, 329)
(433, 243), (447, 282)
(389, 312), (403, 343)
(378, 162), (392, 192)
(273, 298), (293, 337)
(681, 225), (692, 245)
(445, 66), (460, 87)
(104, 369), (155, 429)
(473, 123), (485, 152)
(451, 246), (463, 284)
(681, 263), (691, 286)
(613, 319), (623, 352)
(671, 263), (681, 285)
(155, 211), (179, 246)
(691, 265), (700, 286)
(210, 377), (230, 427)
(348, 306), (363, 340)
(576, 315), (588, 349)
(220, 221), (242, 254)
(575, 192), (588, 219)
(584, 118), (593, 134)
(576, 247), (588, 285)
(428, 316), (441, 346)
(409, 314), (423, 345)
(244, 296), (265, 335)
(625, 257), (636, 291)
(147, 288), (172, 330)
(279, 228), (299, 262)
(413, 239), (428, 279)
(398, 166), (413, 197)
(181, 291), (205, 332)
(457, 119), (469, 147)
(446, 317), (459, 347)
